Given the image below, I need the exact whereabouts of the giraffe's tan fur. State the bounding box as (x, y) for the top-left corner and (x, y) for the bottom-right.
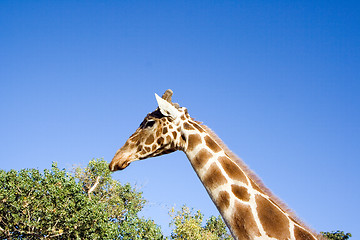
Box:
(197, 123), (323, 239)
(109, 89), (324, 240)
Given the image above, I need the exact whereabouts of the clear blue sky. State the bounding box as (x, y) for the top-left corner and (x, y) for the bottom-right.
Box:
(1, 0), (359, 237)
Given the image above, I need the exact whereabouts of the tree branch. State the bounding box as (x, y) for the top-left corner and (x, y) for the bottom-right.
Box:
(88, 176), (100, 200)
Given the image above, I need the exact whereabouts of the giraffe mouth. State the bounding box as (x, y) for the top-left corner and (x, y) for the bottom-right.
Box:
(109, 159), (131, 171)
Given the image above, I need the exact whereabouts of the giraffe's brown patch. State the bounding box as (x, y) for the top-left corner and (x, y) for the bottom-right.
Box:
(218, 156), (247, 184)
(231, 202), (261, 240)
(122, 142), (130, 148)
(203, 163), (227, 190)
(172, 131), (177, 138)
(145, 135), (155, 145)
(250, 179), (264, 194)
(130, 133), (140, 142)
(127, 142), (135, 149)
(166, 135), (171, 143)
(181, 115), (186, 120)
(144, 146), (151, 152)
(162, 127), (168, 134)
(157, 137), (164, 145)
(269, 198), (287, 217)
(294, 225), (316, 240)
(187, 134), (202, 152)
(289, 215), (301, 225)
(190, 121), (205, 132)
(169, 125), (173, 129)
(204, 135), (221, 153)
(183, 122), (195, 130)
(156, 129), (161, 137)
(216, 191), (230, 210)
(192, 148), (212, 169)
(140, 149), (147, 155)
(256, 195), (290, 239)
(152, 144), (157, 151)
(231, 185), (250, 202)
(181, 134), (186, 143)
(137, 145), (142, 152)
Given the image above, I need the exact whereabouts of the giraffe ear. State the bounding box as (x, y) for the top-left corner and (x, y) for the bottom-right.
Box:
(155, 93), (181, 119)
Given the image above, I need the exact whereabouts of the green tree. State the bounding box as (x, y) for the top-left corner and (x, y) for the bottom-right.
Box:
(205, 216), (232, 240)
(321, 230), (352, 240)
(74, 159), (164, 240)
(0, 159), (163, 239)
(1, 159), (350, 240)
(169, 205), (232, 240)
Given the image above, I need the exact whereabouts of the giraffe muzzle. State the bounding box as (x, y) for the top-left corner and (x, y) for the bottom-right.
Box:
(109, 158), (131, 171)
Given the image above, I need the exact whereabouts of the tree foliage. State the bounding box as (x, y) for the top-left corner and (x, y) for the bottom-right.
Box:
(0, 159), (352, 240)
(169, 205), (232, 240)
(0, 159), (162, 239)
(321, 231), (352, 240)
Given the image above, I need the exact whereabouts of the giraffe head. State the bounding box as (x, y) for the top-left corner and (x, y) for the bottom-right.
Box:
(109, 89), (188, 171)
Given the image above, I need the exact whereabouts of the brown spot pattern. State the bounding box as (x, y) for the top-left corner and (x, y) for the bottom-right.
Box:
(130, 133), (140, 142)
(163, 128), (168, 134)
(231, 185), (250, 202)
(192, 148), (212, 169)
(156, 130), (161, 137)
(294, 225), (316, 240)
(190, 121), (205, 132)
(137, 145), (142, 152)
(204, 135), (221, 153)
(122, 142), (129, 148)
(183, 122), (195, 130)
(218, 156), (247, 184)
(181, 134), (186, 142)
(289, 215), (301, 225)
(216, 191), (230, 210)
(187, 134), (202, 152)
(145, 135), (154, 145)
(250, 179), (264, 194)
(231, 202), (261, 240)
(256, 195), (290, 239)
(203, 163), (227, 190)
(172, 131), (177, 138)
(157, 137), (164, 145)
(269, 198), (286, 215)
(129, 143), (136, 150)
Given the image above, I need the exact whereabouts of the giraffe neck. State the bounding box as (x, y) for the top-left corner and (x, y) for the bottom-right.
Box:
(181, 120), (318, 240)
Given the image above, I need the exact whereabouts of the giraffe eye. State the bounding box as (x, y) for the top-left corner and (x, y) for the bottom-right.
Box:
(144, 120), (155, 128)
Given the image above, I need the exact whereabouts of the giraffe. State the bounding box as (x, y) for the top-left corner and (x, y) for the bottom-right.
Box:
(109, 89), (322, 240)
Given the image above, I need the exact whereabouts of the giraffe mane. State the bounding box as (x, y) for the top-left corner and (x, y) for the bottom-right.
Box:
(195, 121), (322, 238)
